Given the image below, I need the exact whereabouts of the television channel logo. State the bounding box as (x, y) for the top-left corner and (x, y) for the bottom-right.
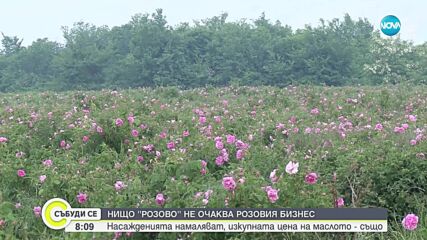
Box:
(380, 15), (401, 36)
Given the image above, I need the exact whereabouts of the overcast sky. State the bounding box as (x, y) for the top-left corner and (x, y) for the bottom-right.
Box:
(0, 0), (425, 46)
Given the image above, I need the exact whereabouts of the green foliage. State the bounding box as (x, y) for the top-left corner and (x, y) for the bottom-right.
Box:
(0, 12), (425, 92)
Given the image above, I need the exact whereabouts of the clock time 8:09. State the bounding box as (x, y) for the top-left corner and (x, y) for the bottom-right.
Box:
(75, 223), (95, 231)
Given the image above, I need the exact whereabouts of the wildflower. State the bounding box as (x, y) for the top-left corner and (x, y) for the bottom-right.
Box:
(39, 175), (47, 183)
(167, 141), (175, 150)
(195, 192), (204, 199)
(267, 188), (279, 203)
(305, 172), (318, 184)
(115, 118), (124, 127)
(43, 159), (53, 167)
(159, 132), (167, 139)
(205, 190), (213, 199)
(215, 141), (224, 150)
(15, 151), (25, 158)
(402, 214), (419, 230)
(217, 148), (226, 159)
(226, 135), (236, 144)
(131, 129), (139, 137)
(270, 169), (279, 183)
(76, 192), (88, 204)
(394, 126), (405, 134)
(201, 160), (207, 168)
(285, 161), (299, 175)
(17, 169), (26, 177)
(82, 135), (89, 143)
(235, 140), (247, 150)
(128, 115), (135, 124)
(222, 177), (236, 191)
(215, 155), (225, 166)
(289, 116), (297, 124)
(310, 108), (320, 115)
(96, 126), (103, 133)
(408, 115), (417, 122)
(156, 193), (166, 206)
(143, 144), (154, 153)
(183, 130), (190, 137)
(214, 136), (222, 142)
(114, 181), (126, 191)
(375, 123), (383, 131)
(336, 197), (345, 207)
(33, 206), (42, 217)
(236, 150), (245, 160)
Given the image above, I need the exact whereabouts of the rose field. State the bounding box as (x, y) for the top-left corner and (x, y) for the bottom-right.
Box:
(0, 85), (426, 239)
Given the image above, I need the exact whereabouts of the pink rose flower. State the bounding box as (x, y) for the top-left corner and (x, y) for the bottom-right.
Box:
(402, 214), (418, 230)
(156, 193), (166, 206)
(222, 177), (236, 191)
(115, 118), (124, 127)
(336, 197), (345, 207)
(33, 206), (42, 217)
(285, 161), (299, 175)
(305, 172), (318, 184)
(17, 169), (26, 177)
(76, 192), (88, 204)
(267, 188), (279, 203)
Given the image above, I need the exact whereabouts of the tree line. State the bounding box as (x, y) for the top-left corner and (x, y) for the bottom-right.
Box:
(0, 9), (426, 92)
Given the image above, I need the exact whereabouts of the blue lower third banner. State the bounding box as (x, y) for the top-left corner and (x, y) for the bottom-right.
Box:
(42, 198), (387, 232)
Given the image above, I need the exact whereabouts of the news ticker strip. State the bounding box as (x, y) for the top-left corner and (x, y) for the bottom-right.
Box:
(42, 198), (388, 232)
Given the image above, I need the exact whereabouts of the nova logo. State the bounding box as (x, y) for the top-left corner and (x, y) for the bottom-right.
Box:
(381, 22), (400, 29)
(380, 15), (401, 36)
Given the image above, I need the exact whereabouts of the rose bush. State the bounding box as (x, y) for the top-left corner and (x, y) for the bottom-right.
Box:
(0, 86), (426, 239)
